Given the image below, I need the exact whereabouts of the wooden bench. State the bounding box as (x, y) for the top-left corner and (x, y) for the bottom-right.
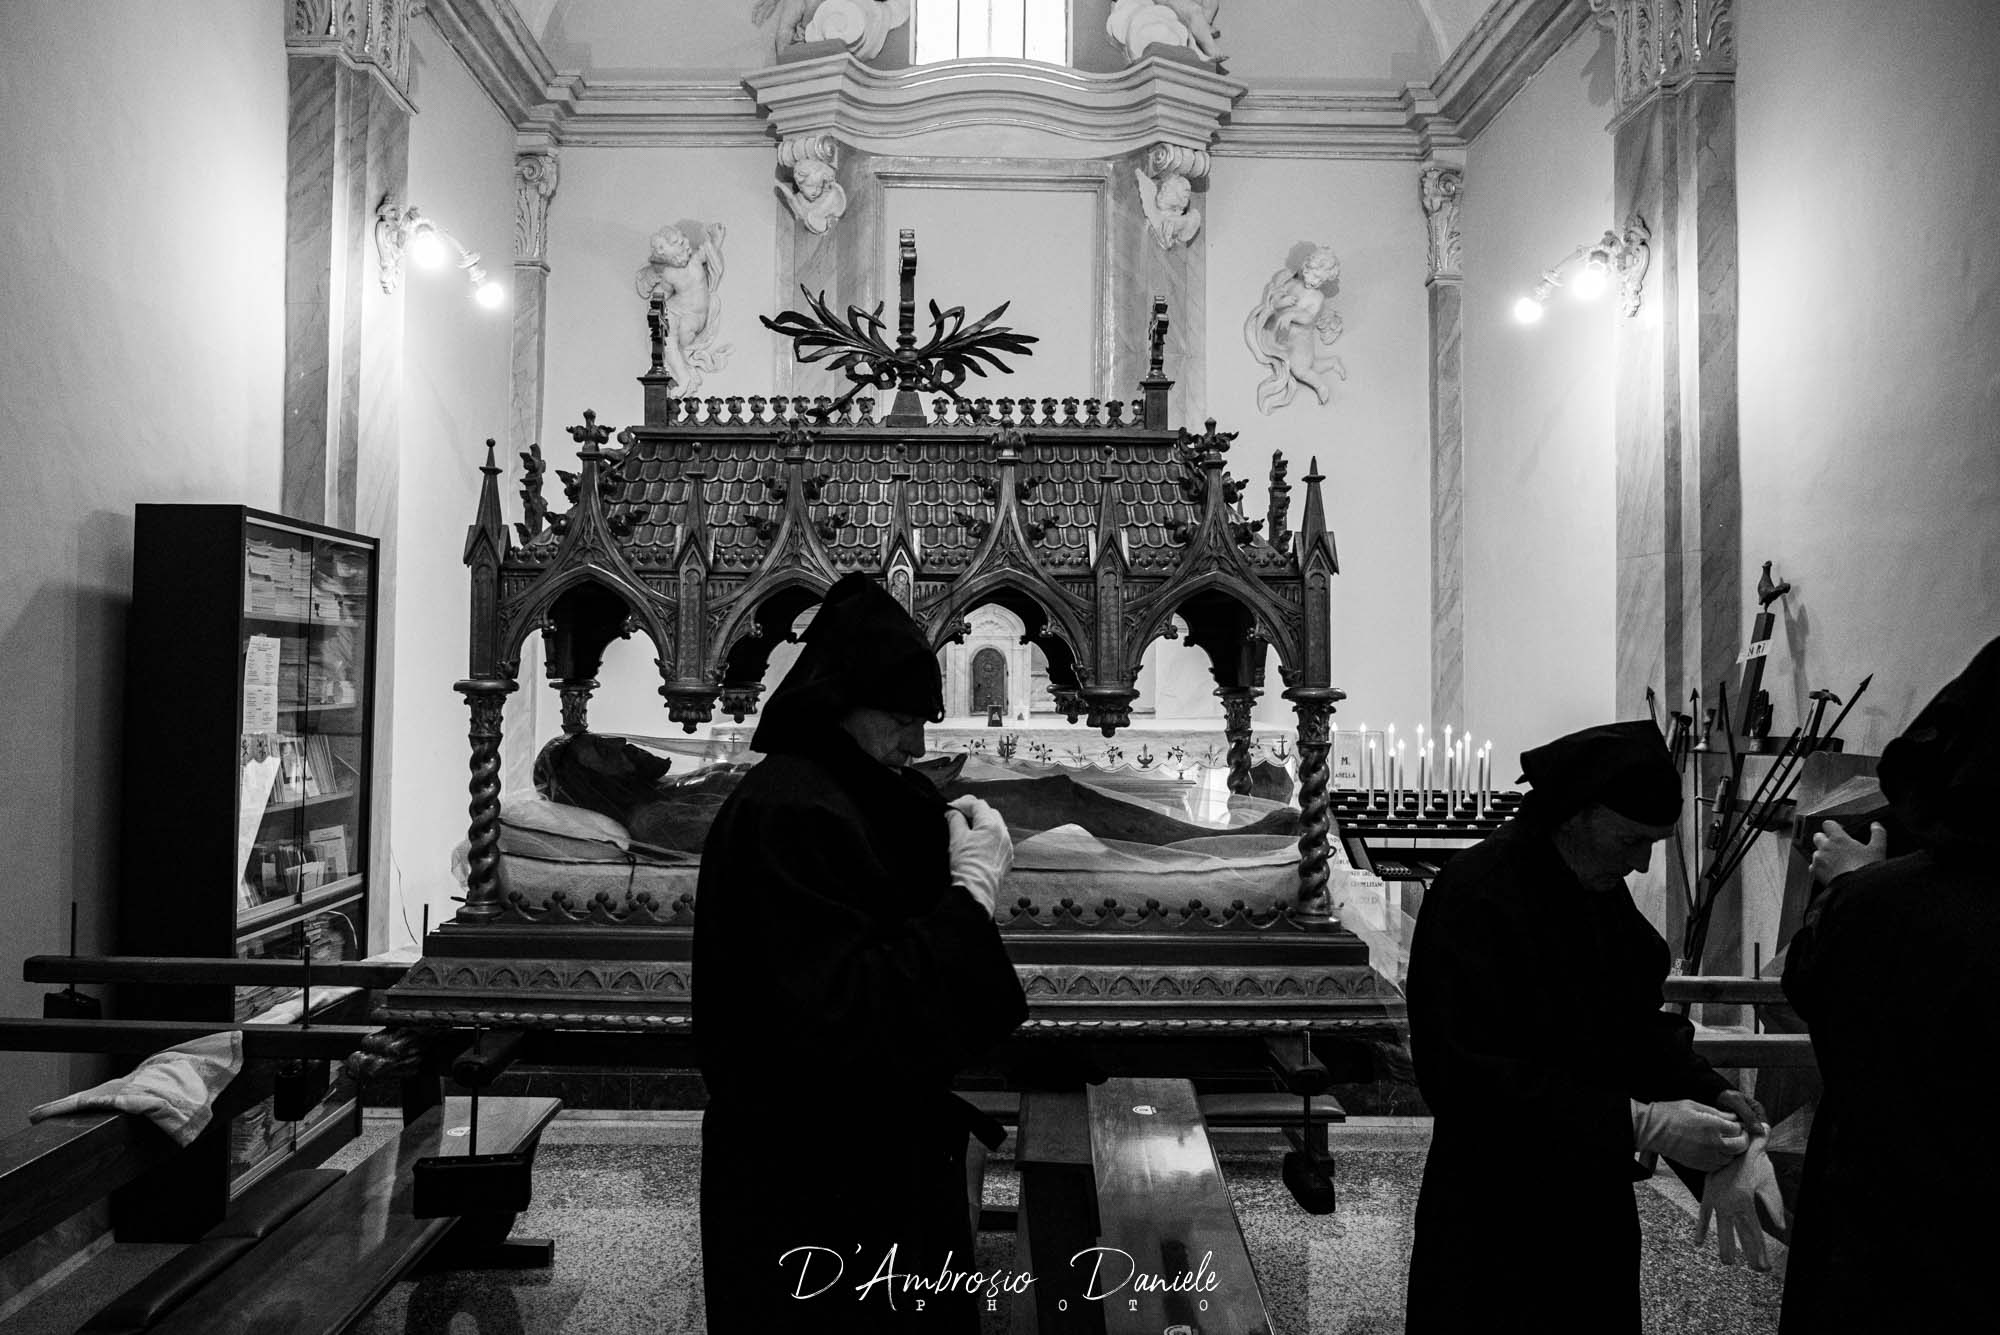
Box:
(1014, 1077), (1273, 1334)
(122, 1095), (561, 1335)
(0, 1112), (181, 1263)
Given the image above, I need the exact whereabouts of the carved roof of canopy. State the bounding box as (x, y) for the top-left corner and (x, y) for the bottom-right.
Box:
(591, 425), (1292, 576)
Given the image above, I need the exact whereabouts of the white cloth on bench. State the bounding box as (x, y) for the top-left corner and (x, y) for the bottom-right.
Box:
(28, 1031), (243, 1146)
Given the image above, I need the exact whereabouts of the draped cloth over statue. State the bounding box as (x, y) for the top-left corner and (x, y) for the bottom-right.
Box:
(1403, 816), (1731, 1333)
(694, 574), (1026, 1332)
(1780, 636), (2000, 1334)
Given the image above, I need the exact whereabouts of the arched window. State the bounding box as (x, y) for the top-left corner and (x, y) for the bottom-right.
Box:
(911, 0), (1070, 65)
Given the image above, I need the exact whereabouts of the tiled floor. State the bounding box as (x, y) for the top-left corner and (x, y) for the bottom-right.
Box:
(2, 1114), (1786, 1334)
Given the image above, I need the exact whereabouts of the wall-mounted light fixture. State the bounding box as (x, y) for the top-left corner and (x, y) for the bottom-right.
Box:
(374, 199), (506, 309)
(1512, 212), (1651, 325)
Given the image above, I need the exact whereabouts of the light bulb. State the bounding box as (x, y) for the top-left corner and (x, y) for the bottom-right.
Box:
(1512, 295), (1545, 324)
(1571, 263), (1608, 301)
(474, 279), (506, 309)
(410, 228), (447, 269)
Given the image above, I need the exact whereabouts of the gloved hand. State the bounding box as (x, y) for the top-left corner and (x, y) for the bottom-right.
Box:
(1631, 1098), (1750, 1173)
(1699, 1131), (1787, 1270)
(945, 796), (1013, 915)
(1810, 819), (1888, 885)
(1716, 1087), (1769, 1136)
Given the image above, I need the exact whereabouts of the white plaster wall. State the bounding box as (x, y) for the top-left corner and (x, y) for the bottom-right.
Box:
(0, 0), (287, 1126)
(1205, 157), (1434, 736)
(1459, 21), (1617, 776)
(389, 19), (521, 945)
(1736, 0), (2000, 753)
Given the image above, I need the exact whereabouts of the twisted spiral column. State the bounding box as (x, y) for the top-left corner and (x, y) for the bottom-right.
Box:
(456, 678), (517, 922)
(1217, 688), (1259, 795)
(1287, 690), (1341, 924)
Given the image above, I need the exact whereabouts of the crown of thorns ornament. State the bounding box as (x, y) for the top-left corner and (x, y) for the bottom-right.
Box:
(760, 229), (1037, 414)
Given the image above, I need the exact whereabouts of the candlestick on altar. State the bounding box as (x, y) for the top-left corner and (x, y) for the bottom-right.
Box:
(1425, 739), (1436, 812)
(1396, 739), (1408, 812)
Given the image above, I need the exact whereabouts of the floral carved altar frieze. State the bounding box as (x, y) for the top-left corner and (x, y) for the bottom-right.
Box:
(1589, 0), (1736, 115)
(742, 51), (1246, 161)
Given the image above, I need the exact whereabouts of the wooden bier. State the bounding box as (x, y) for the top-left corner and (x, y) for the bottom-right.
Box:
(371, 243), (1397, 1216)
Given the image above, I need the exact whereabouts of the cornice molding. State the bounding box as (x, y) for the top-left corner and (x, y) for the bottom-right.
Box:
(1422, 0), (1596, 144)
(741, 53), (1247, 160)
(426, 0), (1599, 159)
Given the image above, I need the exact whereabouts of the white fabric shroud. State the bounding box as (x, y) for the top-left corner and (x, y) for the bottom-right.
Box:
(28, 1031), (244, 1146)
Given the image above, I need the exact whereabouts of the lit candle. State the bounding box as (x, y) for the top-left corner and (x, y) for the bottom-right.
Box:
(1425, 739), (1436, 811)
(1396, 739), (1408, 812)
(1445, 725), (1456, 807)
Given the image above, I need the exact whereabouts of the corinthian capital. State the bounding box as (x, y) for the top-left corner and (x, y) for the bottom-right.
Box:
(515, 148), (561, 264)
(1590, 0), (1735, 114)
(289, 0), (414, 96)
(1419, 163), (1463, 282)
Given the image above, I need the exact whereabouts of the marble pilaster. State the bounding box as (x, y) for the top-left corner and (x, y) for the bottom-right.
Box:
(504, 146), (559, 788)
(1421, 161), (1465, 731)
(1601, 0), (1739, 941)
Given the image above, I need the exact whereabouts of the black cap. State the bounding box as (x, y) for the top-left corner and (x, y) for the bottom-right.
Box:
(1518, 719), (1682, 826)
(750, 573), (944, 753)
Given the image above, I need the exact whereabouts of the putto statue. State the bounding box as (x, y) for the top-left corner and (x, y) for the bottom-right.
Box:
(753, 0), (912, 62)
(780, 158), (848, 235)
(1105, 0), (1224, 64)
(634, 222), (733, 395)
(1137, 169), (1202, 250)
(1244, 244), (1346, 414)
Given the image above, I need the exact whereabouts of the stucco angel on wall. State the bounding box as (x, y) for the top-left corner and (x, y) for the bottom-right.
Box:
(1244, 244), (1346, 414)
(753, 0), (912, 62)
(634, 221), (733, 395)
(1137, 170), (1202, 250)
(780, 158), (849, 234)
(1105, 0), (1225, 64)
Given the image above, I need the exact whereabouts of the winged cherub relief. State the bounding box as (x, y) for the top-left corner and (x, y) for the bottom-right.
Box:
(1244, 244), (1346, 414)
(1136, 170), (1202, 250)
(634, 222), (734, 395)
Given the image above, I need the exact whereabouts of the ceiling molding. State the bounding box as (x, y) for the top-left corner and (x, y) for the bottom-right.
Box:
(1423, 0), (1594, 142)
(425, 0), (1595, 160)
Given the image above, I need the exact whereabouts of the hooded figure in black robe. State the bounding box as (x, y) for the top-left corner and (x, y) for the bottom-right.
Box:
(695, 574), (1028, 1332)
(1781, 637), (2000, 1333)
(1405, 720), (1760, 1334)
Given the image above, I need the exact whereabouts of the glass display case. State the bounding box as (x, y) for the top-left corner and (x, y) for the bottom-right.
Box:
(117, 505), (378, 1217)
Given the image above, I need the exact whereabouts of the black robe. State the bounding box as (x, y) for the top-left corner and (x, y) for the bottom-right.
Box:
(1778, 849), (1997, 1332)
(1404, 820), (1731, 1334)
(693, 723), (1027, 1332)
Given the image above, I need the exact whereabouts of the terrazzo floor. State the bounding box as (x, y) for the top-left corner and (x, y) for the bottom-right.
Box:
(2, 1113), (1787, 1334)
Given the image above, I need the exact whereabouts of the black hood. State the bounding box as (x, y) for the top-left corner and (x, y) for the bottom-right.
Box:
(750, 573), (944, 755)
(1516, 718), (1682, 828)
(1878, 635), (2000, 857)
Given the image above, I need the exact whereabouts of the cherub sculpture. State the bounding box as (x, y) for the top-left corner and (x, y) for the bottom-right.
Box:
(1137, 169), (1202, 250)
(753, 0), (911, 62)
(780, 158), (848, 235)
(1105, 0), (1224, 64)
(1244, 244), (1346, 414)
(634, 222), (733, 395)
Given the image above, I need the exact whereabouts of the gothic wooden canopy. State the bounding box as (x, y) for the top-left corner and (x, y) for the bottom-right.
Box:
(455, 234), (1347, 922)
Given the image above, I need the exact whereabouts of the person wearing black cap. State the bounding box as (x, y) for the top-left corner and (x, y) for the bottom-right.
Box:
(1779, 636), (2000, 1334)
(1403, 719), (1769, 1333)
(693, 573), (1027, 1331)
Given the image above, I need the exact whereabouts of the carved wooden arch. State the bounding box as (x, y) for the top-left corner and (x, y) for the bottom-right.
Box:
(497, 564), (672, 685)
(709, 575), (834, 684)
(920, 575), (1093, 687)
(1123, 571), (1304, 689)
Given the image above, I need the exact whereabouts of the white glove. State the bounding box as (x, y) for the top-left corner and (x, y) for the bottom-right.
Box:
(1631, 1098), (1749, 1173)
(945, 796), (1013, 914)
(1699, 1131), (1786, 1270)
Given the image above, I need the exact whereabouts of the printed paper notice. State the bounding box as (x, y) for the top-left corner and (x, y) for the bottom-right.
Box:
(243, 635), (281, 736)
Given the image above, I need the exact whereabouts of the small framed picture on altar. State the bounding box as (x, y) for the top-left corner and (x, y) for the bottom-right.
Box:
(1332, 731), (1364, 790)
